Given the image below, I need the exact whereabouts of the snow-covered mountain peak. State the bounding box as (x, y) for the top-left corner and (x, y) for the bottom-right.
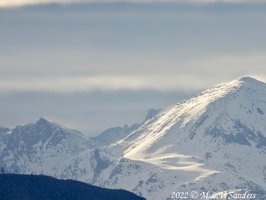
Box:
(1, 82), (266, 200)
(116, 77), (266, 192)
(35, 117), (58, 130)
(237, 76), (264, 85)
(0, 118), (94, 174)
(165, 76), (266, 130)
(187, 76), (262, 109)
(13, 117), (90, 143)
(120, 77), (266, 151)
(92, 108), (161, 146)
(11, 118), (69, 144)
(36, 117), (50, 126)
(197, 76), (265, 100)
(233, 76), (266, 95)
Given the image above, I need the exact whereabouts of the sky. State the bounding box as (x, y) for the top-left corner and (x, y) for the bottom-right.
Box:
(1, 0), (266, 8)
(0, 0), (266, 135)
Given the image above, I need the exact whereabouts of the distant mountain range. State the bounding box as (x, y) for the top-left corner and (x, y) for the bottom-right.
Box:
(0, 174), (145, 200)
(0, 76), (265, 199)
(92, 108), (160, 145)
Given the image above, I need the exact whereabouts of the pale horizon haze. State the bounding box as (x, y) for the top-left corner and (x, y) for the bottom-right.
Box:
(0, 0), (266, 135)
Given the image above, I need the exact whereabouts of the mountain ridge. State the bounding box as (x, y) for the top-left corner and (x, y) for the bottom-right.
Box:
(116, 76), (266, 194)
(0, 76), (265, 199)
(0, 174), (145, 200)
(93, 108), (161, 145)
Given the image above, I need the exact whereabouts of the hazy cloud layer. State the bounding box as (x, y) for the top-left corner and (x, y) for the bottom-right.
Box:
(0, 90), (193, 134)
(1, 0), (266, 7)
(1, 52), (266, 93)
(1, 3), (266, 135)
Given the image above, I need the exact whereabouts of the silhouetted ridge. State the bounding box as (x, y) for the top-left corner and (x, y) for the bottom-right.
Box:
(0, 174), (145, 200)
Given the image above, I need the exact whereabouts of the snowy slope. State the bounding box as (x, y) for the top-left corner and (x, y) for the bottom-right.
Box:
(115, 76), (266, 197)
(0, 118), (95, 173)
(0, 118), (215, 200)
(0, 77), (266, 200)
(92, 108), (160, 145)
